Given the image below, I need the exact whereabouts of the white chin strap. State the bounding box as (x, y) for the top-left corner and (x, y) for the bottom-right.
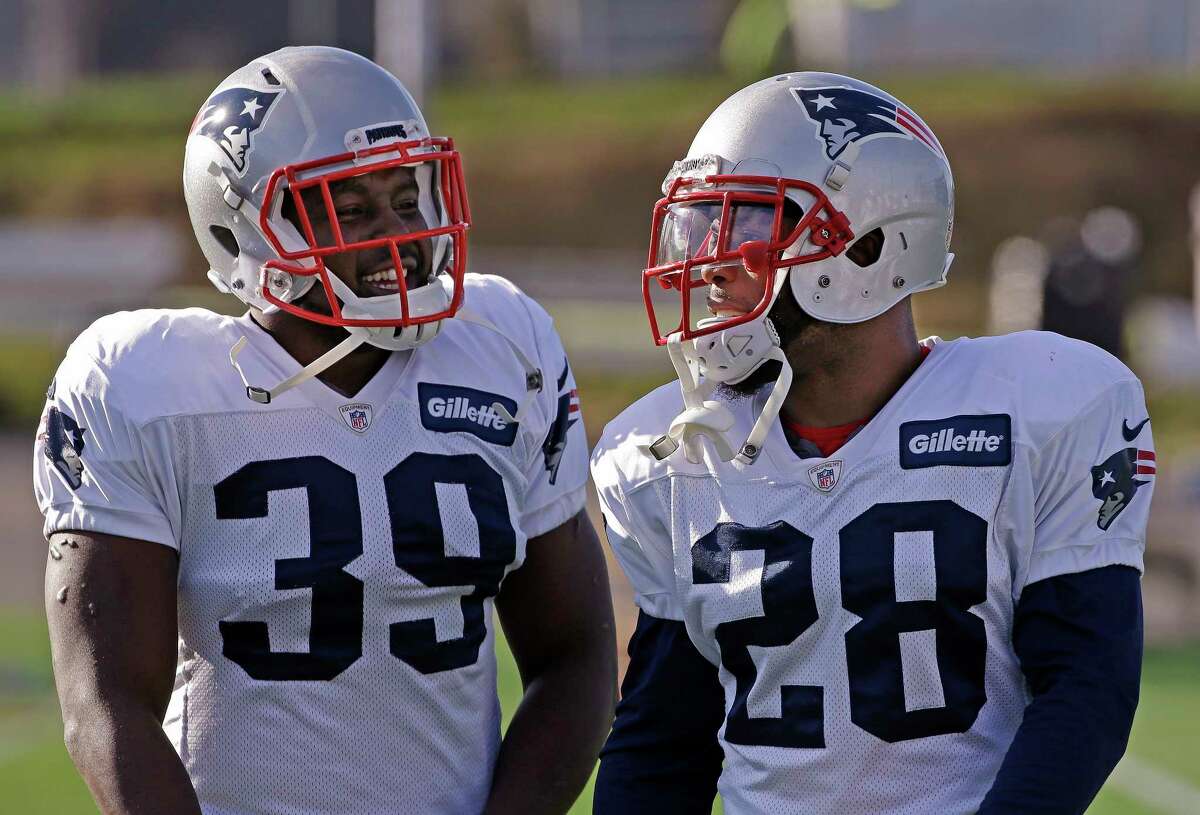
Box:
(453, 307), (544, 424)
(227, 305), (543, 421)
(229, 332), (367, 405)
(647, 328), (792, 466)
(227, 274), (452, 406)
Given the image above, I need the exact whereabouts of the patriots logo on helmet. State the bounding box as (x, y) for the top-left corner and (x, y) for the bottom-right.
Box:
(38, 406), (87, 490)
(792, 86), (943, 161)
(1090, 447), (1155, 530)
(541, 359), (579, 485)
(191, 87), (283, 175)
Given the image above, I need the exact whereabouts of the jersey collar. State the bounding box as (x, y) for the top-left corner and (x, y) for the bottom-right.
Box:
(758, 336), (948, 476)
(233, 313), (414, 430)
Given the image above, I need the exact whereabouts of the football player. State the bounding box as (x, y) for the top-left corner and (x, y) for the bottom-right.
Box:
(37, 46), (616, 815)
(592, 73), (1151, 814)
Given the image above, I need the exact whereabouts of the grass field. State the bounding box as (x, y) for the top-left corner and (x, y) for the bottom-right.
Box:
(2, 608), (1197, 814)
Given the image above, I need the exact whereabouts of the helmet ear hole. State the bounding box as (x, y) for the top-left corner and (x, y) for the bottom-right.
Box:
(846, 227), (884, 268)
(210, 225), (240, 258)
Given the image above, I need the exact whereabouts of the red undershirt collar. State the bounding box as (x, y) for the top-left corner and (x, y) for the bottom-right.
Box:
(781, 344), (932, 458)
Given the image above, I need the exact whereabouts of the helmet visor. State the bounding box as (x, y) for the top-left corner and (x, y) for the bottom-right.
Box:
(647, 200), (790, 340)
(654, 201), (784, 268)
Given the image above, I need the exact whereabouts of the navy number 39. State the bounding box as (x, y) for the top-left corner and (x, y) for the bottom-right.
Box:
(214, 453), (515, 681)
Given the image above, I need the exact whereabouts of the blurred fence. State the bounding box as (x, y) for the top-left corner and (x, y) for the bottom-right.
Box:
(0, 218), (182, 335)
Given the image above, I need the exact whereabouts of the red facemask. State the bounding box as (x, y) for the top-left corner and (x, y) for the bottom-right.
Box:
(643, 173), (853, 345)
(257, 137), (471, 329)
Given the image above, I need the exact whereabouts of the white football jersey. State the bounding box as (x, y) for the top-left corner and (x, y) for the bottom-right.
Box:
(592, 332), (1153, 815)
(34, 274), (588, 815)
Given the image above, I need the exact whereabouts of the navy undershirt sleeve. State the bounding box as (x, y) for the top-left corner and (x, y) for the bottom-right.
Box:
(978, 564), (1143, 815)
(593, 611), (725, 814)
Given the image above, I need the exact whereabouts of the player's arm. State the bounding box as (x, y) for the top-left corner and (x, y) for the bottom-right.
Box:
(978, 565), (1141, 815)
(594, 610), (725, 814)
(589, 437), (724, 814)
(488, 509), (618, 815)
(482, 300), (617, 813)
(45, 530), (201, 815)
(981, 374), (1153, 813)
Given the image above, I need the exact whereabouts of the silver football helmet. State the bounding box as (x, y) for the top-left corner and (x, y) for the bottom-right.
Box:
(183, 46), (475, 402)
(644, 72), (954, 464)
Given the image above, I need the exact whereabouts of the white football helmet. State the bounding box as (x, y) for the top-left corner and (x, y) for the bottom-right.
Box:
(644, 72), (954, 464)
(184, 47), (480, 403)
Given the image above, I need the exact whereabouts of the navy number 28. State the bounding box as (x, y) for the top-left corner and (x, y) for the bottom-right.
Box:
(692, 500), (987, 746)
(214, 453), (515, 681)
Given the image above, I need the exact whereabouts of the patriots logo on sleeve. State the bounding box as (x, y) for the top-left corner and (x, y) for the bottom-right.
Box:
(1090, 447), (1154, 530)
(792, 86), (944, 161)
(191, 87), (283, 174)
(541, 359), (580, 485)
(38, 406), (87, 491)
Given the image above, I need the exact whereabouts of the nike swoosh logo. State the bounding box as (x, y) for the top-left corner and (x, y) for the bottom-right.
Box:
(1122, 417), (1150, 441)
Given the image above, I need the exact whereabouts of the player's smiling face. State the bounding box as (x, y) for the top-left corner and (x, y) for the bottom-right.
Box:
(287, 166), (433, 303)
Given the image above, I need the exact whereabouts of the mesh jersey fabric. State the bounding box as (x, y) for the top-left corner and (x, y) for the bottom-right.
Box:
(591, 331), (1152, 815)
(34, 273), (588, 815)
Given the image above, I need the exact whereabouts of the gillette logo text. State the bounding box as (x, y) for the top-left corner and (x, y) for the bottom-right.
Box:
(900, 414), (1012, 469)
(427, 396), (508, 429)
(418, 383), (519, 446)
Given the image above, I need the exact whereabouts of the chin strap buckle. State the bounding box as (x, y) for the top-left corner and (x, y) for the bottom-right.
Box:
(246, 386), (271, 404)
(648, 434), (680, 461)
(644, 403), (738, 464)
(453, 307), (545, 425)
(646, 339), (793, 467)
(228, 333), (366, 405)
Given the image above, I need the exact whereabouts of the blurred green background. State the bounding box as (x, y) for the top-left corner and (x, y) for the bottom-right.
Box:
(3, 1), (1200, 813)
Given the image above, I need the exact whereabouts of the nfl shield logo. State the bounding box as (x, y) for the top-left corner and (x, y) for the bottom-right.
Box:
(339, 403), (373, 433)
(808, 460), (843, 493)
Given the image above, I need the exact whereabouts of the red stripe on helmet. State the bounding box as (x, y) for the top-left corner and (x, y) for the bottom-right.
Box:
(896, 108), (943, 156)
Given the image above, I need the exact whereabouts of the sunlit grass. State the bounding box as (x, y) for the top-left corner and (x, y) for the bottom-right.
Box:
(4, 603), (1193, 814)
